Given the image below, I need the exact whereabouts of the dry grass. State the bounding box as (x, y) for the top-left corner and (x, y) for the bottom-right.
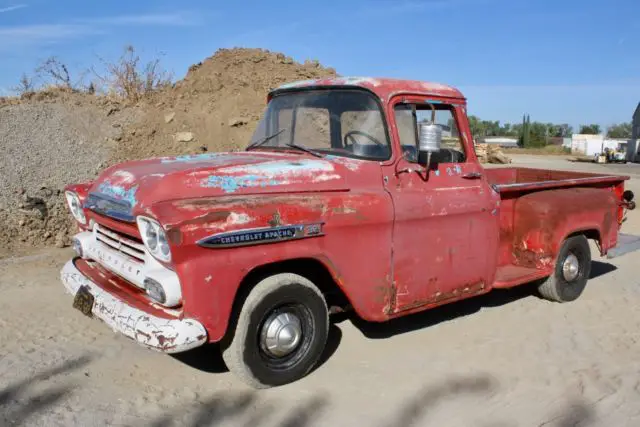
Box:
(8, 45), (172, 102)
(91, 45), (173, 102)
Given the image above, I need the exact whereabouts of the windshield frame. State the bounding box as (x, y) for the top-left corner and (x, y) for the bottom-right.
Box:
(251, 86), (393, 162)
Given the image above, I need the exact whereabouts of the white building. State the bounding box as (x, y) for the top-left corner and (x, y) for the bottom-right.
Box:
(571, 134), (627, 156)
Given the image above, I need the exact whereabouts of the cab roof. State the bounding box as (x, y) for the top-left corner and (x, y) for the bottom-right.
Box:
(270, 76), (465, 102)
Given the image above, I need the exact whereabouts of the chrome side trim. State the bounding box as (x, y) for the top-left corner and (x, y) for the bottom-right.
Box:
(197, 223), (325, 249)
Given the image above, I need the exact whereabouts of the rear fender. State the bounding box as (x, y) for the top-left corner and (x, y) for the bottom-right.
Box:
(511, 188), (617, 269)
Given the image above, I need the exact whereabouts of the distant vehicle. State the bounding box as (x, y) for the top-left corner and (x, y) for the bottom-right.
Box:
(60, 77), (638, 388)
(594, 147), (627, 164)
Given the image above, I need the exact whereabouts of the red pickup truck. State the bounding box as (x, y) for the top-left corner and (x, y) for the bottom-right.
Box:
(61, 77), (638, 388)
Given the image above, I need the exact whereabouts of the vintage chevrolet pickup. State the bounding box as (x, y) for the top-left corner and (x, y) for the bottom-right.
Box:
(61, 77), (638, 388)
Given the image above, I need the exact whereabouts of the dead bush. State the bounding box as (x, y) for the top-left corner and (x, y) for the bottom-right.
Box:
(36, 57), (73, 89)
(12, 73), (36, 96)
(92, 45), (173, 102)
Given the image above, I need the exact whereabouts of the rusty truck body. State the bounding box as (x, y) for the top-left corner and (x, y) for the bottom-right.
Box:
(61, 77), (638, 388)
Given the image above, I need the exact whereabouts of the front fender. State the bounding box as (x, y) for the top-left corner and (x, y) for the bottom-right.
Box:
(149, 190), (394, 342)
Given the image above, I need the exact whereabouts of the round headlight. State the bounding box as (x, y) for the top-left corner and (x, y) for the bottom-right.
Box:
(145, 225), (158, 251)
(65, 191), (86, 224)
(136, 216), (171, 263)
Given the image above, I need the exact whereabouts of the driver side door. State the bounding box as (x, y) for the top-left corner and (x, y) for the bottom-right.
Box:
(382, 98), (499, 313)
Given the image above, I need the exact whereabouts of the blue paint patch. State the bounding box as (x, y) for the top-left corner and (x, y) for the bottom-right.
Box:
(425, 99), (443, 104)
(160, 153), (227, 164)
(202, 175), (281, 193)
(435, 170), (440, 177)
(221, 159), (333, 175)
(97, 181), (139, 207)
(454, 165), (462, 174)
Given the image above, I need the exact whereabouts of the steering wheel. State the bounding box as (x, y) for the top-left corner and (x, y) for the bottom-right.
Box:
(344, 130), (384, 148)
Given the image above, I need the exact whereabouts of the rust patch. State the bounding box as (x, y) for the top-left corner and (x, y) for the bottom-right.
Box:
(512, 247), (553, 269)
(268, 211), (282, 227)
(396, 281), (486, 313)
(169, 210), (231, 230)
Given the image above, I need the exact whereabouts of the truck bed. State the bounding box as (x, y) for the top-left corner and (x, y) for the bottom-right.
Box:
(485, 167), (630, 287)
(485, 167), (628, 194)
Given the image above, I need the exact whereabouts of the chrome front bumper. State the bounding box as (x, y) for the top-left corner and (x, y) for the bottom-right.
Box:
(60, 259), (207, 353)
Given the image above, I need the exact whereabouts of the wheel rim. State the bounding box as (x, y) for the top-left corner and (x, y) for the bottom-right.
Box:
(260, 310), (303, 358)
(562, 253), (580, 281)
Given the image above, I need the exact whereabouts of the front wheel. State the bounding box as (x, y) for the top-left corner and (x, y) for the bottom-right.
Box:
(221, 273), (329, 388)
(537, 235), (591, 302)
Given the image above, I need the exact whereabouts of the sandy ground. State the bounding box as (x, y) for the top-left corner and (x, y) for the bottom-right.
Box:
(2, 154), (640, 427)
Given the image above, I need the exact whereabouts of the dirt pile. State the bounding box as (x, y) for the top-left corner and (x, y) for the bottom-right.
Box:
(0, 94), (141, 250)
(110, 48), (337, 163)
(475, 143), (512, 164)
(0, 48), (337, 253)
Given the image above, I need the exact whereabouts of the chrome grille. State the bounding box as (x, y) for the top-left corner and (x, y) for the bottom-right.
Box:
(94, 224), (146, 263)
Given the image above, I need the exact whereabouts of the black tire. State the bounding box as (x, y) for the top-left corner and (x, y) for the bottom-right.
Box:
(537, 235), (591, 302)
(221, 273), (329, 389)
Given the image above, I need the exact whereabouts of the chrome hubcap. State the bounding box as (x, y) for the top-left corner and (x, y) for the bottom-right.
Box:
(260, 311), (302, 358)
(562, 253), (580, 281)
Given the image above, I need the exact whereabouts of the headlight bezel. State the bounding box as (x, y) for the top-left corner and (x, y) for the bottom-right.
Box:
(136, 216), (172, 263)
(65, 191), (86, 225)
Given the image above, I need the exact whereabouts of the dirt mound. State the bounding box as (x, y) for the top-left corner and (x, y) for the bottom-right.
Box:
(0, 94), (141, 250)
(110, 48), (337, 163)
(0, 48), (337, 253)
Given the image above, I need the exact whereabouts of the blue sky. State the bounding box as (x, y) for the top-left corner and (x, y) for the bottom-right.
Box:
(0, 0), (638, 131)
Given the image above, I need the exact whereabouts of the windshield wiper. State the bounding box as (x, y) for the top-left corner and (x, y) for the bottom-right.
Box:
(285, 143), (324, 158)
(245, 128), (286, 151)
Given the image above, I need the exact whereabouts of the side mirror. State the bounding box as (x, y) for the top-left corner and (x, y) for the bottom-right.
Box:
(417, 122), (442, 168)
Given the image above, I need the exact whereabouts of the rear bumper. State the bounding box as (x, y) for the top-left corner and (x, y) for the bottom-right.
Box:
(607, 233), (640, 259)
(60, 259), (207, 353)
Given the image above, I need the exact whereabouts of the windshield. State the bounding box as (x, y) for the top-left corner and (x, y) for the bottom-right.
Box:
(249, 89), (391, 160)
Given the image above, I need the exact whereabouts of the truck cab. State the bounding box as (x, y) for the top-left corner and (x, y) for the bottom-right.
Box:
(60, 77), (636, 388)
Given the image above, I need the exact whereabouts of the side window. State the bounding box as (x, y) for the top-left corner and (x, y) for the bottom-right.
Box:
(293, 107), (330, 149)
(394, 103), (466, 164)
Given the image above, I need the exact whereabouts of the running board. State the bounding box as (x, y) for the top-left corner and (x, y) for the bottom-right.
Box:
(607, 233), (640, 259)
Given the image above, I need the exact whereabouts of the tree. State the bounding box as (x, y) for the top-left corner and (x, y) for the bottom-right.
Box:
(529, 122), (548, 147)
(557, 124), (573, 138)
(606, 122), (632, 139)
(519, 114), (531, 147)
(578, 124), (601, 135)
(467, 115), (484, 139)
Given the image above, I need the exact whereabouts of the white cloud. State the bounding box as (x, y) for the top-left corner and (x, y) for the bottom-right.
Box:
(0, 24), (102, 51)
(0, 11), (200, 51)
(0, 24), (95, 39)
(83, 12), (200, 27)
(0, 4), (27, 13)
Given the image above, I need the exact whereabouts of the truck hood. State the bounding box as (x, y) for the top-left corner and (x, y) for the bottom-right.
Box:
(86, 151), (361, 220)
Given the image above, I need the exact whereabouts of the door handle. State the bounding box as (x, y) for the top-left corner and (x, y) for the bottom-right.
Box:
(462, 172), (482, 179)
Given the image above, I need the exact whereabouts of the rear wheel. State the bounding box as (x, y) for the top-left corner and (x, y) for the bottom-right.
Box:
(221, 273), (329, 388)
(538, 235), (591, 302)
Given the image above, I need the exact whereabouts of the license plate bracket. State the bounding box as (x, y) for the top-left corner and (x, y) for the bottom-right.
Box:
(72, 285), (95, 317)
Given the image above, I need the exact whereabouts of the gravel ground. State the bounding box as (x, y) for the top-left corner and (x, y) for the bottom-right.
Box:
(0, 99), (140, 249)
(1, 155), (640, 426)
